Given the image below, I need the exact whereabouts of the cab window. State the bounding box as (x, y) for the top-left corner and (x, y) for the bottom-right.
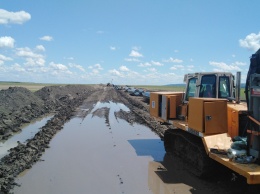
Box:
(199, 75), (216, 98)
(185, 77), (197, 101)
(219, 76), (230, 98)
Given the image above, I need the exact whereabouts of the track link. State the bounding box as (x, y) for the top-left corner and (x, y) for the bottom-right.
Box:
(164, 128), (214, 177)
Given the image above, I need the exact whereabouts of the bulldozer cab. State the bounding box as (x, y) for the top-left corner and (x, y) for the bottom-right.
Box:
(183, 72), (235, 102)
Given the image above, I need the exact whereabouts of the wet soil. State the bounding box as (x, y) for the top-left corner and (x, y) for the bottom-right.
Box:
(0, 85), (258, 193)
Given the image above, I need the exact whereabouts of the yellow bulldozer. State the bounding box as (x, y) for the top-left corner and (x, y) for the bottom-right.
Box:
(150, 49), (260, 184)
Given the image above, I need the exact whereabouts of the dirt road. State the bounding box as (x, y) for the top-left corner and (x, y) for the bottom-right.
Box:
(0, 85), (258, 193)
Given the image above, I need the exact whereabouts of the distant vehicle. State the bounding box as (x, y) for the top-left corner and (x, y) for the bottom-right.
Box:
(142, 91), (150, 102)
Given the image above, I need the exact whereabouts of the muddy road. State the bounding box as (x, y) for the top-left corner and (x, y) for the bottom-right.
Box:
(0, 85), (257, 193)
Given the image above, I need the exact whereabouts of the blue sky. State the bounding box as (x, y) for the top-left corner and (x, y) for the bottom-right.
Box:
(0, 0), (260, 85)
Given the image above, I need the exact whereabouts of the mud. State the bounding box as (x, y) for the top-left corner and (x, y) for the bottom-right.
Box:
(0, 85), (258, 193)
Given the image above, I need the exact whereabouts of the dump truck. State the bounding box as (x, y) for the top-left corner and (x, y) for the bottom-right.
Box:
(150, 49), (260, 184)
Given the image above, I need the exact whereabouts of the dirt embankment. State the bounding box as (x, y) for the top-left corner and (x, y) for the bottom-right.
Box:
(0, 85), (104, 193)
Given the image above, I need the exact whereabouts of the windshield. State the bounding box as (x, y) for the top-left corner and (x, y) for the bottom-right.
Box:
(199, 75), (216, 98)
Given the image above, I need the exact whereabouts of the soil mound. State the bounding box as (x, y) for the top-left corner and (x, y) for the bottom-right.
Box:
(0, 87), (45, 139)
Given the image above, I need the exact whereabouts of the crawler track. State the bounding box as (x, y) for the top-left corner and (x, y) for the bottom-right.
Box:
(164, 128), (214, 177)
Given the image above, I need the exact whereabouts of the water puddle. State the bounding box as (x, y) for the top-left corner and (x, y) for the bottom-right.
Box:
(12, 101), (165, 194)
(0, 115), (53, 159)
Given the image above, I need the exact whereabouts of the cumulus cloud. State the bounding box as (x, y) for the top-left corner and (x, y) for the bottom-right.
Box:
(0, 9), (31, 24)
(151, 60), (164, 66)
(0, 36), (15, 48)
(0, 54), (12, 65)
(35, 45), (45, 52)
(124, 58), (140, 62)
(16, 47), (43, 58)
(25, 57), (45, 67)
(68, 63), (86, 72)
(88, 63), (103, 74)
(15, 47), (46, 67)
(49, 62), (68, 71)
(170, 64), (185, 71)
(110, 46), (116, 50)
(138, 62), (151, 67)
(129, 50), (143, 57)
(119, 66), (129, 71)
(239, 32), (260, 51)
(40, 36), (53, 41)
(94, 63), (103, 70)
(10, 63), (26, 72)
(148, 67), (157, 72)
(109, 69), (124, 77)
(163, 57), (183, 63)
(209, 61), (242, 71)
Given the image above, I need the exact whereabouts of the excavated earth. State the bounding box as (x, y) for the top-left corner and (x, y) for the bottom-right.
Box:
(0, 85), (259, 193)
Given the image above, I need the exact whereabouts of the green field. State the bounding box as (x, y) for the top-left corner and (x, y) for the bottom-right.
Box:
(0, 82), (246, 100)
(0, 82), (60, 92)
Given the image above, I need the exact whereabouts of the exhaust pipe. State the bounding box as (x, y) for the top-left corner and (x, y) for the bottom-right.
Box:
(236, 72), (241, 104)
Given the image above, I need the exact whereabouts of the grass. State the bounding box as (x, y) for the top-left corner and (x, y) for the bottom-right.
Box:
(0, 82), (246, 100)
(0, 82), (94, 92)
(0, 82), (59, 92)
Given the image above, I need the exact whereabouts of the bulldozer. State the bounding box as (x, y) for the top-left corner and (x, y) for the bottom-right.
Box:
(150, 49), (260, 184)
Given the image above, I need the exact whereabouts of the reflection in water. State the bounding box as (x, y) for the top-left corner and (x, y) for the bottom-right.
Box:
(0, 115), (53, 159)
(128, 139), (165, 161)
(12, 101), (161, 194)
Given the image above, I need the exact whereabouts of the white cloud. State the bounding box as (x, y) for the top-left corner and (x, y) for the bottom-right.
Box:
(15, 47), (46, 67)
(40, 36), (53, 41)
(94, 63), (103, 70)
(25, 57), (45, 67)
(209, 61), (242, 71)
(151, 60), (164, 66)
(50, 62), (68, 71)
(109, 69), (124, 77)
(110, 46), (116, 50)
(0, 36), (15, 48)
(129, 50), (143, 57)
(92, 69), (99, 74)
(163, 57), (183, 63)
(10, 63), (26, 72)
(124, 58), (140, 62)
(0, 9), (31, 24)
(170, 64), (185, 71)
(119, 66), (129, 71)
(0, 54), (12, 64)
(138, 62), (151, 67)
(16, 47), (43, 58)
(239, 32), (260, 51)
(36, 45), (45, 52)
(148, 68), (157, 72)
(68, 63), (85, 72)
(49, 62), (72, 76)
